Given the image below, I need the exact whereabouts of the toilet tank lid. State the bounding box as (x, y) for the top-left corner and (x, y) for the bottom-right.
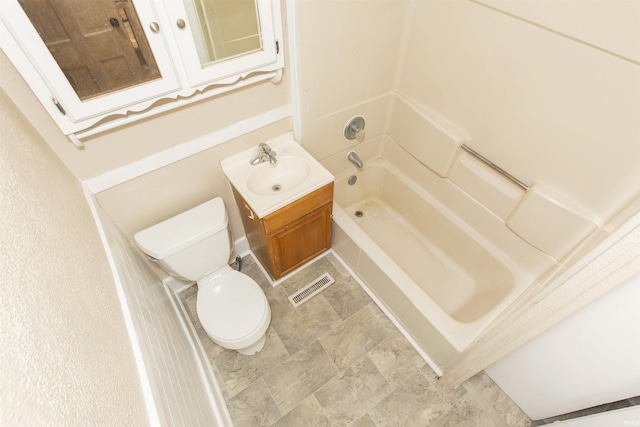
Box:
(134, 197), (228, 260)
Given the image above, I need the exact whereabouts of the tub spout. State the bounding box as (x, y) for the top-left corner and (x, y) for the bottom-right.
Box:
(347, 151), (363, 169)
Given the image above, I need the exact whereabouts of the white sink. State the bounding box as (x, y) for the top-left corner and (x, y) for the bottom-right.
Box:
(221, 133), (334, 218)
(246, 156), (311, 196)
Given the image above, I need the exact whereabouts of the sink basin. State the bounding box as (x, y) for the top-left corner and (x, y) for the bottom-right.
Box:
(221, 133), (334, 218)
(247, 157), (311, 196)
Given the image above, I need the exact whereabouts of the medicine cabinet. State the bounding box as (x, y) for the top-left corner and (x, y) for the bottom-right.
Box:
(0, 0), (284, 146)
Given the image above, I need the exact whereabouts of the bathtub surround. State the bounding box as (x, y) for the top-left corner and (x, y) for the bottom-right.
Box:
(294, 0), (640, 391)
(294, 0), (640, 264)
(323, 134), (551, 372)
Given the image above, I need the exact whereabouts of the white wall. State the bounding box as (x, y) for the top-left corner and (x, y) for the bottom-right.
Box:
(486, 272), (640, 420)
(0, 90), (148, 425)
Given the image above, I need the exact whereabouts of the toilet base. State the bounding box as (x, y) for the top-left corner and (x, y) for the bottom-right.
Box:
(235, 333), (266, 355)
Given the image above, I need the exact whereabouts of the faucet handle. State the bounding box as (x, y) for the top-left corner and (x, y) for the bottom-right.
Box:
(344, 116), (366, 140)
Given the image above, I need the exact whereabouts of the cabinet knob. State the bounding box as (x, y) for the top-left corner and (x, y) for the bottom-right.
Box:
(149, 22), (160, 33)
(176, 19), (186, 29)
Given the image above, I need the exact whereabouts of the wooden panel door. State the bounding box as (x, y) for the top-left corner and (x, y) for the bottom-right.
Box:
(18, 0), (160, 100)
(267, 203), (333, 278)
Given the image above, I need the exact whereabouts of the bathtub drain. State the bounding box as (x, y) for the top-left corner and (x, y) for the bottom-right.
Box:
(354, 210), (363, 217)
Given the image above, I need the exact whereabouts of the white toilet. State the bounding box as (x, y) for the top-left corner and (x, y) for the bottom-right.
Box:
(134, 197), (271, 355)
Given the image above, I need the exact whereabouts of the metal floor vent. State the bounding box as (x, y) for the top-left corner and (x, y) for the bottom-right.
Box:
(288, 273), (335, 307)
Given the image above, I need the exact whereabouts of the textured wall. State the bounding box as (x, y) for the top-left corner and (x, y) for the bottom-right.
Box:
(0, 91), (148, 425)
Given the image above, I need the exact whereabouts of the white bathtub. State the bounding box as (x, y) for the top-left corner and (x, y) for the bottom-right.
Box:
(322, 135), (555, 368)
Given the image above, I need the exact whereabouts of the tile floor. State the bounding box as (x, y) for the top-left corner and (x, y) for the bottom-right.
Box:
(180, 253), (532, 426)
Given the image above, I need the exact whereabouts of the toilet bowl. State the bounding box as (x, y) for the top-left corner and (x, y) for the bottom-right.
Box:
(134, 197), (271, 355)
(197, 266), (270, 354)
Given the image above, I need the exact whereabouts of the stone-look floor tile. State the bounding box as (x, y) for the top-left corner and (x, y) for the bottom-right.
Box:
(238, 256), (273, 292)
(368, 331), (426, 389)
(279, 256), (341, 296)
(462, 370), (491, 391)
(178, 283), (198, 300)
(514, 415), (532, 427)
(319, 303), (396, 371)
(182, 254), (535, 427)
(369, 371), (450, 427)
(226, 378), (281, 427)
(422, 365), (467, 405)
(351, 413), (378, 427)
(325, 252), (352, 278)
(628, 396), (640, 405)
(208, 361), (232, 401)
(213, 326), (289, 397)
(181, 291), (204, 334)
(267, 285), (342, 356)
(276, 252), (370, 323)
(263, 340), (339, 415)
(272, 395), (332, 427)
(464, 371), (526, 427)
(181, 288), (229, 360)
(430, 393), (495, 427)
(315, 356), (391, 426)
(323, 275), (372, 320)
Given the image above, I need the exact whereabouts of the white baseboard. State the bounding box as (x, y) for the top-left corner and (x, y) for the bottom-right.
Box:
(163, 277), (233, 426)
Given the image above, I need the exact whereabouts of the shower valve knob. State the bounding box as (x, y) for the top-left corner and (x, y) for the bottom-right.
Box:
(344, 116), (366, 140)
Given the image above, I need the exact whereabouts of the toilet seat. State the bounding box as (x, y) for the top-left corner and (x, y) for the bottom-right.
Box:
(196, 269), (269, 349)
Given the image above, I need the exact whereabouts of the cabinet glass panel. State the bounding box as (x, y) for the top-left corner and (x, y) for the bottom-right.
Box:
(184, 0), (262, 66)
(18, 0), (161, 100)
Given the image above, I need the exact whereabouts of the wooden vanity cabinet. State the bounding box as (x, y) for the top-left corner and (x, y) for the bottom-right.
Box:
(232, 183), (333, 280)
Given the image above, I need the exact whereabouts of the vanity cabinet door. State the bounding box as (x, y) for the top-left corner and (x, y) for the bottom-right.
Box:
(231, 183), (333, 281)
(268, 203), (332, 278)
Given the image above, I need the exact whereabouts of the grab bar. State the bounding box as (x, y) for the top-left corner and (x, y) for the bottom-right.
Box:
(460, 144), (529, 191)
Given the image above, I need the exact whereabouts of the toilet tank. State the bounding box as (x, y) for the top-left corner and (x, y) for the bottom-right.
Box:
(134, 197), (232, 282)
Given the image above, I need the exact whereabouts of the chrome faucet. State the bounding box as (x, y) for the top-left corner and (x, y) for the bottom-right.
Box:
(250, 143), (277, 165)
(347, 151), (363, 169)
